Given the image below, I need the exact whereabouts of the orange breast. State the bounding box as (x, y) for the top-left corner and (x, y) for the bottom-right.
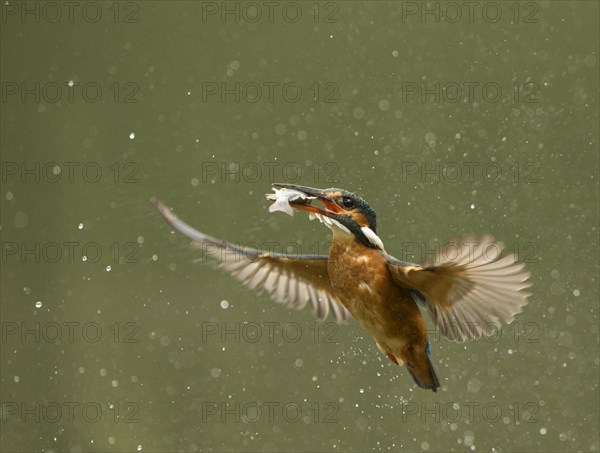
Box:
(327, 237), (427, 350)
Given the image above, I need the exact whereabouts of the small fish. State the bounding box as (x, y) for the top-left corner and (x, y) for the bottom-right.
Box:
(266, 187), (315, 217)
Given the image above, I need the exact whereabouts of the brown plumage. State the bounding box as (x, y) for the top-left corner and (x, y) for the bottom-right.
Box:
(327, 234), (437, 389)
(152, 184), (531, 392)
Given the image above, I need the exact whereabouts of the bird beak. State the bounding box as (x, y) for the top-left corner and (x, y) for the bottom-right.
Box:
(271, 183), (344, 217)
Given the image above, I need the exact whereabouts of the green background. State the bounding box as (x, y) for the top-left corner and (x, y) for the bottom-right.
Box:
(1, 1), (598, 451)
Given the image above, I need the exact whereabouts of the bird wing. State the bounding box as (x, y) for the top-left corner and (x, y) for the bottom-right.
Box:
(152, 198), (352, 323)
(386, 236), (531, 342)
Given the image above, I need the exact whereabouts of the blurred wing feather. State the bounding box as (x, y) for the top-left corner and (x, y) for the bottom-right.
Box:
(387, 236), (531, 341)
(153, 198), (351, 323)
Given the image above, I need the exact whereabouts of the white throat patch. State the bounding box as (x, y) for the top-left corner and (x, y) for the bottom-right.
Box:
(309, 213), (384, 249)
(309, 212), (351, 235)
(361, 226), (385, 251)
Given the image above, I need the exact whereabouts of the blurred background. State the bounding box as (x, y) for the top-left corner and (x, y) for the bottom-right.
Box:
(1, 1), (598, 451)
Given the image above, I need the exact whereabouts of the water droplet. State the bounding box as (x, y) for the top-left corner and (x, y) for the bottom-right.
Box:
(464, 431), (475, 447)
(353, 107), (365, 119)
(35, 301), (42, 308)
(275, 123), (287, 135)
(584, 54), (596, 67)
(425, 131), (437, 147)
(14, 212), (28, 228)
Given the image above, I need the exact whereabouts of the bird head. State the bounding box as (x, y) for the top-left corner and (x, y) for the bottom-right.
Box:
(270, 183), (384, 250)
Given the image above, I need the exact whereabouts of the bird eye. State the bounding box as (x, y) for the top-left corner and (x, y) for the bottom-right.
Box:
(341, 196), (355, 209)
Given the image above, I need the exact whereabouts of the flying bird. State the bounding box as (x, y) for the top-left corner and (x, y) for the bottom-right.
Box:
(152, 183), (531, 392)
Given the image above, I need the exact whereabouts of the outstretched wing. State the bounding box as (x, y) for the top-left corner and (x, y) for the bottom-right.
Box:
(152, 198), (351, 323)
(386, 236), (531, 342)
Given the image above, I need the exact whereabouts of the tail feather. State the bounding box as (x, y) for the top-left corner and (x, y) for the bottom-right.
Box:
(406, 344), (440, 392)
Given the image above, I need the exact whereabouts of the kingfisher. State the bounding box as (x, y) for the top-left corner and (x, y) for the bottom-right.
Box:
(152, 183), (531, 392)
